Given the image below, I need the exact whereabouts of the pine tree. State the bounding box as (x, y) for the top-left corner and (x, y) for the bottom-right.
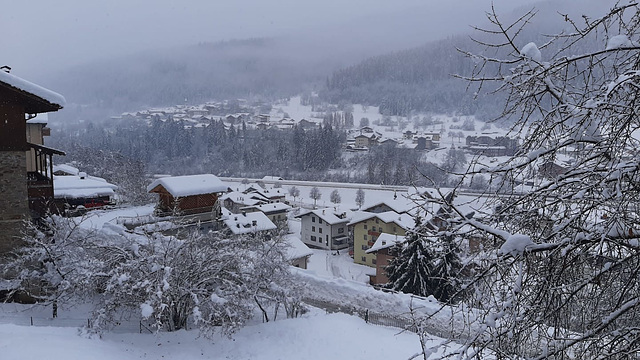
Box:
(428, 233), (463, 303)
(386, 217), (464, 303)
(386, 218), (435, 297)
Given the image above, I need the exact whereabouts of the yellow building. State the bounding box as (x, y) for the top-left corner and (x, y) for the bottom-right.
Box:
(349, 211), (414, 267)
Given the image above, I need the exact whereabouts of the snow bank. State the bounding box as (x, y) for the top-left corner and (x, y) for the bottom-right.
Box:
(0, 312), (428, 360)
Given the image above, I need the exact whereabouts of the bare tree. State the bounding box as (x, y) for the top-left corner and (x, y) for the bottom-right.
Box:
(330, 189), (341, 205)
(309, 186), (322, 208)
(428, 3), (640, 359)
(288, 186), (300, 204)
(355, 188), (365, 209)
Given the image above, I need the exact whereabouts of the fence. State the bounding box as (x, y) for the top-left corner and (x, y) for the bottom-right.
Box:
(302, 297), (453, 339)
(0, 311), (156, 334)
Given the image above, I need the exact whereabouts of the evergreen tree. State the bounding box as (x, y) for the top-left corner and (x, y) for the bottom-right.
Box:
(386, 217), (464, 303)
(428, 233), (463, 303)
(386, 218), (435, 297)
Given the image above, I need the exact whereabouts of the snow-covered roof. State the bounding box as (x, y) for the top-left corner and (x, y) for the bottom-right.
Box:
(0, 70), (66, 110)
(296, 208), (349, 225)
(147, 174), (227, 197)
(54, 175), (118, 199)
(366, 233), (406, 254)
(53, 163), (80, 176)
(284, 234), (313, 260)
(363, 198), (415, 214)
(222, 210), (277, 235)
(249, 202), (292, 214)
(262, 176), (284, 181)
(348, 211), (415, 230)
(26, 113), (48, 124)
(220, 191), (263, 206)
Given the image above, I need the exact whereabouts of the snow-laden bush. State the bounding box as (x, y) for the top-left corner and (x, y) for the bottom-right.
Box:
(4, 217), (303, 336)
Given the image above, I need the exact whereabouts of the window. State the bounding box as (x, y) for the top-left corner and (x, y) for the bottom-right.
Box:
(375, 218), (379, 224)
(372, 226), (376, 232)
(361, 256), (367, 262)
(319, 227), (322, 234)
(363, 224), (368, 230)
(319, 218), (323, 224)
(311, 235), (316, 242)
(364, 235), (368, 241)
(338, 228), (344, 234)
(361, 244), (368, 250)
(312, 226), (315, 232)
(372, 258), (377, 265)
(312, 217), (316, 223)
(393, 226), (397, 232)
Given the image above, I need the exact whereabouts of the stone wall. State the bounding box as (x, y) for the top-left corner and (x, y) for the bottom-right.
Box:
(0, 151), (28, 255)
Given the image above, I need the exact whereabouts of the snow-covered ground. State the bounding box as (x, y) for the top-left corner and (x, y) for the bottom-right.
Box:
(0, 309), (436, 360)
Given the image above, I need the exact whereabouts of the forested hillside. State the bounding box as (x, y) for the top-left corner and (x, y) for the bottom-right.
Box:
(321, 0), (609, 119)
(322, 36), (489, 117)
(45, 39), (325, 122)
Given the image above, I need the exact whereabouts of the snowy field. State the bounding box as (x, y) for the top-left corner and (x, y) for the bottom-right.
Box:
(0, 309), (433, 360)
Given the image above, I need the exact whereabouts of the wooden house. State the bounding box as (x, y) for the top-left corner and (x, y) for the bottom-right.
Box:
(147, 174), (227, 217)
(0, 69), (65, 254)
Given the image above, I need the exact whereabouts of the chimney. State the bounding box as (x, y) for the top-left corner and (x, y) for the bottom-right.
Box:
(79, 172), (87, 179)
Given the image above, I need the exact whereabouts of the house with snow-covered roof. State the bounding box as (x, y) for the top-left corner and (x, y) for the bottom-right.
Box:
(295, 208), (349, 250)
(241, 202), (291, 226)
(0, 68), (65, 253)
(362, 198), (415, 215)
(348, 211), (415, 267)
(354, 133), (380, 148)
(221, 208), (277, 236)
(221, 191), (265, 213)
(365, 233), (407, 285)
(52, 166), (118, 214)
(147, 174), (227, 218)
(285, 234), (313, 269)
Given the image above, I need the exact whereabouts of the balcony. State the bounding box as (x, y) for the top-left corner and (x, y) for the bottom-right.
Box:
(331, 235), (349, 250)
(27, 143), (65, 218)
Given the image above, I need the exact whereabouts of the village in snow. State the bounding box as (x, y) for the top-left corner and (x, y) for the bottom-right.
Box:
(3, 1), (640, 359)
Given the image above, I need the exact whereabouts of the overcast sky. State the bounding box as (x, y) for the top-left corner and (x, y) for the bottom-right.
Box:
(4, 0), (544, 79)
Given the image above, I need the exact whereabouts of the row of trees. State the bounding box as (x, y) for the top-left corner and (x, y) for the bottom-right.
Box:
(54, 118), (345, 186)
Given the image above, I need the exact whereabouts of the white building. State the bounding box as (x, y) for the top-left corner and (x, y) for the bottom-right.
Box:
(295, 208), (349, 250)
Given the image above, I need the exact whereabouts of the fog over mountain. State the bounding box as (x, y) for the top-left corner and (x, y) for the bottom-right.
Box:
(4, 0), (611, 121)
